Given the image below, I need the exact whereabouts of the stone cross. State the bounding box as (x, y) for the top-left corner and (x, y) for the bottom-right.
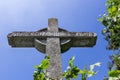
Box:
(7, 18), (97, 79)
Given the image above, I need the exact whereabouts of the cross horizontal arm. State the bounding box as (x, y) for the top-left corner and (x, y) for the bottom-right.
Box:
(8, 31), (97, 47)
(8, 31), (96, 38)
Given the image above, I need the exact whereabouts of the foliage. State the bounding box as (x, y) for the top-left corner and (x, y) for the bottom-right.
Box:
(104, 70), (120, 80)
(33, 56), (50, 80)
(63, 57), (101, 80)
(63, 57), (80, 80)
(108, 53), (120, 70)
(108, 70), (120, 80)
(99, 0), (120, 50)
(34, 56), (101, 80)
(99, 0), (120, 79)
(108, 70), (120, 77)
(106, 53), (120, 79)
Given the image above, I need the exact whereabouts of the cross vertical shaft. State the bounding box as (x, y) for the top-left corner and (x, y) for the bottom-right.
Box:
(46, 18), (62, 79)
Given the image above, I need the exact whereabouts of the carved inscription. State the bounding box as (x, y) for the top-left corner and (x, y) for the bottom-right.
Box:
(9, 32), (96, 38)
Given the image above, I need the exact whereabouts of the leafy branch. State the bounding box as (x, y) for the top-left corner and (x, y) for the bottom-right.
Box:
(34, 56), (50, 80)
(63, 56), (101, 80)
(99, 0), (120, 79)
(99, 0), (120, 50)
(34, 56), (101, 80)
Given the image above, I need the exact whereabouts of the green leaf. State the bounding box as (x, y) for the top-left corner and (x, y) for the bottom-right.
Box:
(38, 73), (45, 80)
(98, 18), (103, 22)
(99, 0), (120, 50)
(69, 56), (75, 67)
(102, 28), (107, 34)
(35, 65), (39, 69)
(79, 70), (84, 74)
(108, 70), (120, 77)
(41, 59), (50, 69)
(87, 71), (97, 77)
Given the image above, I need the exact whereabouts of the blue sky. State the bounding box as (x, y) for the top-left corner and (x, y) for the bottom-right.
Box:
(0, 0), (113, 80)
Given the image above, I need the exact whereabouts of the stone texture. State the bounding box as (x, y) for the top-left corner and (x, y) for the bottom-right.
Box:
(46, 18), (62, 79)
(46, 38), (62, 79)
(8, 31), (97, 48)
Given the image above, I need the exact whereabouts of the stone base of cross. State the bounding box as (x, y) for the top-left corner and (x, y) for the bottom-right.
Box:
(8, 18), (97, 79)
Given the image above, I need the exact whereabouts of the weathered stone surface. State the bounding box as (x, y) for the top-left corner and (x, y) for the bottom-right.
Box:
(8, 31), (97, 48)
(7, 18), (97, 79)
(46, 18), (62, 79)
